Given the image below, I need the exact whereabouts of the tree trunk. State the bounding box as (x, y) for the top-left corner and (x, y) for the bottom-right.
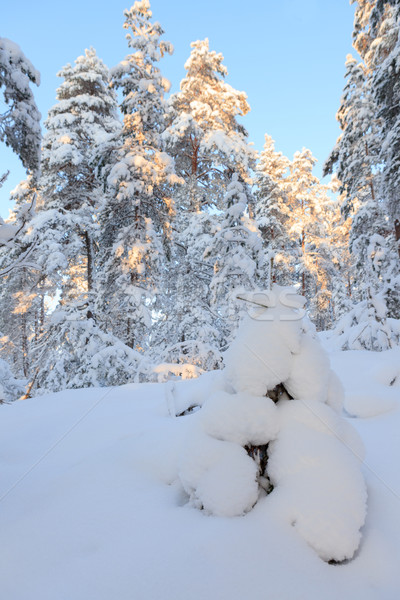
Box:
(21, 313), (29, 378)
(84, 230), (93, 293)
(84, 230), (94, 320)
(395, 218), (400, 258)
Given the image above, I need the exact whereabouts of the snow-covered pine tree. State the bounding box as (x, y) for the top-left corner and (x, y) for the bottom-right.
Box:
(153, 37), (257, 373)
(34, 305), (143, 393)
(323, 177), (354, 322)
(0, 37), (41, 176)
(327, 1), (400, 323)
(324, 54), (381, 220)
(255, 134), (293, 287)
(153, 176), (263, 375)
(323, 42), (384, 307)
(29, 49), (123, 392)
(367, 2), (400, 316)
(164, 38), (255, 211)
(284, 148), (334, 325)
(204, 173), (264, 340)
(329, 285), (396, 351)
(0, 177), (41, 389)
(149, 207), (223, 375)
(36, 48), (121, 301)
(0, 39), (40, 398)
(0, 38), (41, 284)
(97, 0), (180, 353)
(255, 141), (339, 327)
(0, 174), (38, 275)
(0, 357), (26, 402)
(324, 0), (400, 347)
(351, 0), (376, 60)
(109, 0), (177, 242)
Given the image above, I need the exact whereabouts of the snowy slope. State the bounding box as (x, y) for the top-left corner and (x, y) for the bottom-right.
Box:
(1, 351), (400, 600)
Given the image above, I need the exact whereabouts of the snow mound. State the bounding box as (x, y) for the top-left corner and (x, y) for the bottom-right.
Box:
(179, 427), (259, 517)
(223, 320), (293, 396)
(345, 392), (397, 418)
(199, 391), (279, 446)
(165, 370), (230, 416)
(268, 400), (367, 563)
(326, 371), (345, 413)
(285, 335), (330, 401)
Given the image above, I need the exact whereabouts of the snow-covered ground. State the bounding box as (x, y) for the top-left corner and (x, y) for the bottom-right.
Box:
(1, 349), (400, 600)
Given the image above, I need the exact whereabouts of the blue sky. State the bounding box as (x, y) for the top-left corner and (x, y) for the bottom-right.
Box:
(0, 0), (355, 217)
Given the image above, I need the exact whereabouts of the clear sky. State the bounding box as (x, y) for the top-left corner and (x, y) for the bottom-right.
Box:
(0, 0), (356, 218)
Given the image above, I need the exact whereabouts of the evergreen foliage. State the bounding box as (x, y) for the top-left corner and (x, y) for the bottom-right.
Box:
(97, 0), (180, 351)
(165, 37), (255, 210)
(205, 173), (264, 337)
(28, 49), (123, 391)
(0, 38), (41, 175)
(2, 0), (400, 398)
(326, 0), (400, 338)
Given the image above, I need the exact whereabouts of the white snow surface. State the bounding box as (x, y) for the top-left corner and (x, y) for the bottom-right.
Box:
(267, 398), (367, 563)
(199, 390), (279, 446)
(1, 349), (400, 599)
(328, 347), (400, 418)
(284, 335), (333, 403)
(224, 287), (305, 396)
(178, 425), (260, 517)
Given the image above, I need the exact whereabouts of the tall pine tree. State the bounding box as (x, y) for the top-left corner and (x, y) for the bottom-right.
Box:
(97, 0), (180, 353)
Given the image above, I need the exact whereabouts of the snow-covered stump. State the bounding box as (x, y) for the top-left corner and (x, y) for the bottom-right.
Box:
(178, 285), (367, 563)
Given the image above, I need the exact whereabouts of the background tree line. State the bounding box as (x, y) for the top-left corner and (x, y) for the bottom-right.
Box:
(0, 0), (399, 400)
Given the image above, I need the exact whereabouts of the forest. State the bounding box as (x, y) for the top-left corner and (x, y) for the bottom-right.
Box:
(0, 0), (399, 399)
